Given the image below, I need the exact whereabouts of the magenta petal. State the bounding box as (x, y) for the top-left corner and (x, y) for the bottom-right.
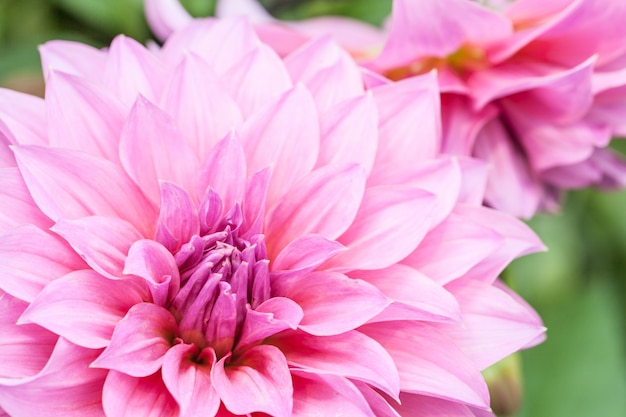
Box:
(0, 225), (84, 302)
(0, 338), (106, 417)
(13, 145), (157, 237)
(265, 164), (366, 256)
(45, 71), (124, 163)
(0, 168), (52, 233)
(161, 344), (220, 417)
(270, 329), (400, 398)
(52, 216), (143, 279)
(102, 371), (179, 417)
(327, 185), (437, 271)
(92, 303), (177, 376)
(277, 271), (389, 336)
(237, 297), (303, 349)
(213, 345), (293, 416)
(20, 270), (146, 349)
(124, 239), (181, 306)
(154, 182), (200, 254)
(360, 321), (490, 409)
(291, 371), (376, 417)
(0, 292), (57, 379)
(119, 96), (200, 204)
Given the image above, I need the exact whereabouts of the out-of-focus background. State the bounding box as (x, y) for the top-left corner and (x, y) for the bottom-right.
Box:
(1, 0), (624, 416)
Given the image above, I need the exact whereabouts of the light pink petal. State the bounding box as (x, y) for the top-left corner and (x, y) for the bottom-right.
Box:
(236, 297), (303, 349)
(0, 168), (52, 233)
(393, 393), (479, 417)
(39, 40), (107, 82)
(276, 271), (389, 336)
(102, 371), (179, 417)
(371, 0), (511, 70)
(360, 321), (490, 409)
(351, 264), (460, 323)
(124, 239), (180, 306)
(0, 225), (85, 303)
(215, 0), (274, 22)
(317, 94), (379, 175)
(154, 182), (200, 254)
(52, 216), (143, 279)
(162, 344), (219, 417)
(120, 95), (200, 204)
(160, 53), (243, 162)
(291, 371), (376, 417)
(368, 73), (442, 185)
(439, 279), (546, 369)
(20, 270), (147, 349)
(240, 85), (319, 206)
(269, 329), (400, 398)
(402, 210), (504, 285)
(104, 35), (166, 109)
(144, 0), (193, 41)
(198, 131), (247, 212)
(213, 345), (293, 417)
(441, 94), (497, 155)
(239, 168), (270, 239)
(271, 234), (345, 278)
(265, 164), (366, 256)
(589, 84), (626, 137)
(0, 338), (106, 417)
(45, 71), (124, 163)
(473, 118), (544, 219)
(13, 145), (157, 237)
(220, 43), (293, 117)
(326, 185), (437, 271)
(0, 292), (57, 379)
(457, 205), (546, 283)
(456, 157), (490, 206)
(92, 303), (177, 376)
(0, 128), (15, 167)
(353, 381), (402, 417)
(0, 88), (47, 146)
(542, 148), (626, 189)
(285, 36), (364, 112)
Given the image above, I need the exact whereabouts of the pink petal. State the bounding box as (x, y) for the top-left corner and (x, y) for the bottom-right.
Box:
(440, 94), (496, 156)
(456, 157), (490, 206)
(144, 0), (193, 41)
(0, 88), (47, 146)
(20, 270), (147, 349)
(213, 345), (293, 417)
(317, 94), (379, 175)
(236, 297), (303, 349)
(52, 216), (143, 279)
(198, 131), (247, 213)
(162, 344), (220, 417)
(360, 321), (490, 409)
(215, 0), (274, 23)
(239, 168), (270, 239)
(104, 35), (166, 109)
(102, 371), (179, 417)
(271, 234), (345, 279)
(39, 40), (107, 83)
(0, 225), (85, 303)
(439, 279), (546, 369)
(0, 292), (57, 379)
(160, 53), (243, 162)
(276, 271), (389, 336)
(264, 164), (366, 256)
(291, 371), (376, 417)
(154, 182), (200, 254)
(0, 168), (52, 233)
(13, 145), (157, 237)
(0, 338), (106, 417)
(45, 71), (124, 163)
(393, 393), (480, 417)
(124, 239), (180, 306)
(351, 264), (460, 323)
(0, 128), (15, 167)
(326, 185), (437, 271)
(239, 85), (319, 206)
(119, 95), (200, 204)
(92, 303), (177, 376)
(269, 329), (400, 398)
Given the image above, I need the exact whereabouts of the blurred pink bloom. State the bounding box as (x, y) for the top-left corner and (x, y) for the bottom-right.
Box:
(0, 16), (545, 417)
(210, 0), (626, 218)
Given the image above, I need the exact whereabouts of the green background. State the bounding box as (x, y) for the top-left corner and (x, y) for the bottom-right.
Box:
(1, 0), (624, 416)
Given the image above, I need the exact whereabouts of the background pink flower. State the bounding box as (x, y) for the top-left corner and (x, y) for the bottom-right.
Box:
(0, 16), (545, 417)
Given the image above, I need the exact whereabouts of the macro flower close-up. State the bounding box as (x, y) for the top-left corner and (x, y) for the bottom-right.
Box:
(0, 12), (547, 417)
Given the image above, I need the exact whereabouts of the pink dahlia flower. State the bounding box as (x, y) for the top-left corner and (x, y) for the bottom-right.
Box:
(207, 0), (626, 218)
(0, 17), (545, 417)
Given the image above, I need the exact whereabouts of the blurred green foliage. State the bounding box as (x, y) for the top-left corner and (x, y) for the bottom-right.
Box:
(0, 0), (624, 416)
